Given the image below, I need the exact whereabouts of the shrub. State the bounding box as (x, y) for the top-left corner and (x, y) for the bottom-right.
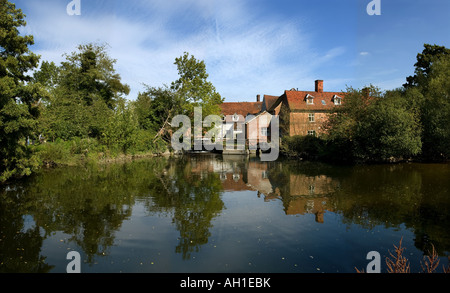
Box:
(35, 139), (71, 165)
(281, 135), (326, 160)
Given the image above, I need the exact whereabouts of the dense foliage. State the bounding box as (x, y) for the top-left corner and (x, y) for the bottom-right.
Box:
(1, 0), (449, 182)
(285, 44), (450, 163)
(0, 0), (47, 182)
(30, 47), (222, 168)
(0, 1), (223, 182)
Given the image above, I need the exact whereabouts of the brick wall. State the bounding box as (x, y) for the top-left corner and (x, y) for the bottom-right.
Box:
(289, 111), (329, 136)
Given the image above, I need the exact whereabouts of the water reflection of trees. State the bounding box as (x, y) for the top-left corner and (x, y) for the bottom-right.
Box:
(210, 156), (450, 256)
(264, 161), (450, 256)
(0, 157), (226, 271)
(1, 156), (449, 272)
(144, 156), (224, 260)
(0, 186), (54, 272)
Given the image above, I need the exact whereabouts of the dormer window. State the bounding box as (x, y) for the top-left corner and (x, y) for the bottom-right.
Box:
(306, 94), (314, 105)
(232, 113), (239, 121)
(333, 95), (342, 105)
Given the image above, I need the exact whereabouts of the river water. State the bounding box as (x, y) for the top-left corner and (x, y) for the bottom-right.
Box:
(1, 154), (449, 273)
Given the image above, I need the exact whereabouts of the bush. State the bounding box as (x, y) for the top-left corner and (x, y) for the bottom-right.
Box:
(132, 129), (168, 154)
(281, 135), (326, 159)
(70, 137), (103, 155)
(35, 139), (72, 165)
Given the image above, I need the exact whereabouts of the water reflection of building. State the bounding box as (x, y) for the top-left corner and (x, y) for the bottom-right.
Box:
(189, 155), (339, 223)
(284, 174), (339, 223)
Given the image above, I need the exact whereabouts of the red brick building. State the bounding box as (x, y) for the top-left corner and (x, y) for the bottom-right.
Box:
(219, 80), (346, 142)
(267, 80), (345, 137)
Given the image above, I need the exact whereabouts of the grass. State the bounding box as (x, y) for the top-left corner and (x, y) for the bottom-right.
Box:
(33, 137), (167, 168)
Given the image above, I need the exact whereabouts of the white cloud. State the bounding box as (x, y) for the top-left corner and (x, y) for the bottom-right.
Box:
(359, 51), (370, 56)
(19, 0), (350, 101)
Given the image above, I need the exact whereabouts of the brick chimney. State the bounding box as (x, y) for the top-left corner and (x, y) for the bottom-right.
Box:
(256, 94), (260, 102)
(315, 80), (323, 93)
(362, 87), (370, 99)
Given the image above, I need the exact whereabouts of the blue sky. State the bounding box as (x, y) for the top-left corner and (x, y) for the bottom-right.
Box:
(14, 0), (450, 102)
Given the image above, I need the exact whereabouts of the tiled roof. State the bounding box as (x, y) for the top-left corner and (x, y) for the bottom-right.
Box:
(220, 102), (263, 116)
(272, 90), (346, 111)
(262, 95), (279, 111)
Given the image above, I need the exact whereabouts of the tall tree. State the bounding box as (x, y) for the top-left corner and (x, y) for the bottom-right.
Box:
(324, 86), (422, 162)
(0, 0), (47, 182)
(102, 98), (139, 154)
(403, 44), (450, 161)
(35, 43), (130, 140)
(404, 44), (450, 90)
(419, 55), (450, 160)
(171, 52), (223, 118)
(147, 52), (224, 142)
(59, 43), (130, 108)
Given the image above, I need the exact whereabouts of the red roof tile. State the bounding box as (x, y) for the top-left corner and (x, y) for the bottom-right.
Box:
(271, 90), (346, 111)
(262, 95), (279, 111)
(220, 102), (263, 116)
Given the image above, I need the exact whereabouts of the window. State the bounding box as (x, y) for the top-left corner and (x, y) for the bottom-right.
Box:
(232, 113), (239, 121)
(306, 94), (314, 104)
(333, 95), (342, 105)
(308, 113), (315, 122)
(220, 173), (227, 180)
(321, 100), (326, 105)
(261, 127), (268, 136)
(307, 130), (316, 136)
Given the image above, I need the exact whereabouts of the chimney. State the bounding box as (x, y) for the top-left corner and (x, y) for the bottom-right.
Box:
(256, 94), (260, 102)
(362, 87), (370, 99)
(315, 80), (323, 93)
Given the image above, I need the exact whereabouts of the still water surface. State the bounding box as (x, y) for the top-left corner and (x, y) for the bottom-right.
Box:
(1, 154), (449, 273)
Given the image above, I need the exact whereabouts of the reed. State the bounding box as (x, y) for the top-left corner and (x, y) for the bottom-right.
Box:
(385, 237), (410, 273)
(356, 237), (450, 273)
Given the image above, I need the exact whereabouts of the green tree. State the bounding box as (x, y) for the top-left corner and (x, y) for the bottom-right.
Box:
(404, 44), (450, 90)
(324, 86), (422, 162)
(35, 43), (130, 141)
(359, 90), (422, 161)
(419, 56), (450, 160)
(139, 85), (179, 143)
(171, 52), (223, 118)
(145, 52), (224, 143)
(403, 44), (450, 161)
(323, 86), (379, 162)
(102, 98), (139, 154)
(33, 61), (59, 90)
(59, 43), (130, 108)
(0, 0), (47, 182)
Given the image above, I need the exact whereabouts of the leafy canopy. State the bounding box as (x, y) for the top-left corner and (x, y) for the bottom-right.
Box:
(0, 0), (47, 182)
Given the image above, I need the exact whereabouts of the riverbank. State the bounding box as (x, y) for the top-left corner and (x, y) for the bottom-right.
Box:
(279, 135), (449, 165)
(38, 147), (172, 169)
(30, 137), (171, 170)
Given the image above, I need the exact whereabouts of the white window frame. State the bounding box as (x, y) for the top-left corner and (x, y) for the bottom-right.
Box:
(308, 113), (315, 122)
(333, 95), (342, 105)
(306, 94), (314, 105)
(261, 127), (268, 136)
(232, 113), (239, 121)
(307, 130), (316, 136)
